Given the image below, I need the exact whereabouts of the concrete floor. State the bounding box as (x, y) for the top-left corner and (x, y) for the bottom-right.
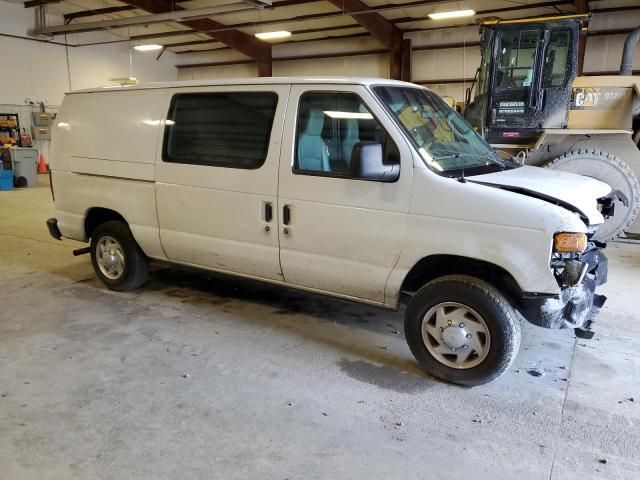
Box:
(1, 176), (639, 480)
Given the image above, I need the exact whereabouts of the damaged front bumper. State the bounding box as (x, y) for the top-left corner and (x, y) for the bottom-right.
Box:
(520, 247), (608, 339)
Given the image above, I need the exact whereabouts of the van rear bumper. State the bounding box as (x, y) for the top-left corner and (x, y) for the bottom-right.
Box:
(520, 248), (608, 337)
(47, 218), (62, 240)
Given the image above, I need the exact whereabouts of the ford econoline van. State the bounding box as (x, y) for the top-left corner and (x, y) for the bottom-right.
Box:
(47, 77), (612, 386)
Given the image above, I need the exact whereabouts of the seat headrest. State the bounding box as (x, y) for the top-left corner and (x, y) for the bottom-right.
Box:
(304, 110), (325, 136)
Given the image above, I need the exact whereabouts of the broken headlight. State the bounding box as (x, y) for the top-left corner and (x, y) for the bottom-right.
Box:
(553, 232), (587, 253)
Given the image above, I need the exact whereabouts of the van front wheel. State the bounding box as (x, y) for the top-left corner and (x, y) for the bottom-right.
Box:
(405, 275), (521, 386)
(90, 221), (149, 291)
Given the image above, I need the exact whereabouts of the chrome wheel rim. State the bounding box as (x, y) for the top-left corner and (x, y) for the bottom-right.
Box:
(421, 302), (491, 369)
(96, 236), (125, 280)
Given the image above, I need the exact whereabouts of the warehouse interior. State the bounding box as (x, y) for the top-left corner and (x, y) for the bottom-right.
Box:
(1, 1), (640, 479)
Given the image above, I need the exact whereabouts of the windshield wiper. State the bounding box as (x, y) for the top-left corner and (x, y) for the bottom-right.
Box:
(435, 152), (507, 170)
(432, 153), (468, 183)
(429, 152), (509, 182)
(433, 153), (461, 161)
(434, 152), (501, 163)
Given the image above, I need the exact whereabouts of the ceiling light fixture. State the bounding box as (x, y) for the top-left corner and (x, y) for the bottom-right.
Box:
(255, 30), (292, 41)
(428, 9), (476, 20)
(134, 44), (163, 52)
(323, 111), (373, 120)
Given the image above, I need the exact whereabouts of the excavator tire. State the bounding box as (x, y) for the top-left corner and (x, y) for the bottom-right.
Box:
(545, 149), (640, 241)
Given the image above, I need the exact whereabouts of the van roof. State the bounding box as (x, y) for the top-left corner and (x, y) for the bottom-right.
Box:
(68, 76), (420, 94)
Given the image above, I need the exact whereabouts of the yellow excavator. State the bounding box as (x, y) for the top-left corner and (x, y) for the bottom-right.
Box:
(464, 14), (640, 241)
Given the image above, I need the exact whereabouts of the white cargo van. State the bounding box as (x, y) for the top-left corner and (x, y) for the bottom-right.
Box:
(47, 77), (612, 386)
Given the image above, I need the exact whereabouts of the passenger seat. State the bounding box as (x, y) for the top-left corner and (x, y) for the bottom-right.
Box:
(341, 119), (360, 167)
(298, 110), (330, 172)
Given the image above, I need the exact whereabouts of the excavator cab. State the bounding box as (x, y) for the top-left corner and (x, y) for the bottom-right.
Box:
(462, 15), (640, 240)
(465, 15), (588, 146)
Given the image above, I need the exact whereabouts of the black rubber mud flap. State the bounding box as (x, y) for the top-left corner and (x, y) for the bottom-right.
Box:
(574, 294), (606, 339)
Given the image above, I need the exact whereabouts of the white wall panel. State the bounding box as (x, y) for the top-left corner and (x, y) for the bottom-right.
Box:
(583, 35), (640, 74)
(0, 0), (177, 106)
(178, 63), (258, 81)
(412, 46), (480, 80)
(176, 9), (640, 103)
(274, 54), (388, 77)
(3, 0), (640, 108)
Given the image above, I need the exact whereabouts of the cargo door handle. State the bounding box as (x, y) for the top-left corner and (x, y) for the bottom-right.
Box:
(264, 202), (273, 222)
(283, 205), (291, 225)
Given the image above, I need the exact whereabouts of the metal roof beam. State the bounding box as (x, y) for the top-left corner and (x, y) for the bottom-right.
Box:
(169, 24), (363, 51)
(175, 32), (370, 54)
(64, 6), (137, 22)
(24, 0), (60, 7)
(326, 0), (398, 48)
(120, 0), (272, 76)
(34, 3), (258, 35)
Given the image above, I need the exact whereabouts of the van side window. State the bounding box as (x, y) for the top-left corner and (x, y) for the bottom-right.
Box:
(162, 92), (278, 169)
(294, 91), (400, 180)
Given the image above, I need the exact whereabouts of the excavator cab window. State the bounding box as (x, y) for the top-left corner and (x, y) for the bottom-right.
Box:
(542, 29), (572, 88)
(495, 29), (540, 90)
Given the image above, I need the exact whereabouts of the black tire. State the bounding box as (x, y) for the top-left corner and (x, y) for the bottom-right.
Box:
(14, 176), (27, 188)
(90, 220), (149, 291)
(405, 275), (521, 387)
(545, 149), (640, 241)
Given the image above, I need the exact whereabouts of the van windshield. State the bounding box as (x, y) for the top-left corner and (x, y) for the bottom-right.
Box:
(373, 86), (519, 176)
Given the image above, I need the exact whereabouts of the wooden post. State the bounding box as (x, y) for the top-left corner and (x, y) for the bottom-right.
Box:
(326, 0), (403, 80)
(575, 0), (589, 75)
(389, 31), (403, 80)
(401, 38), (412, 82)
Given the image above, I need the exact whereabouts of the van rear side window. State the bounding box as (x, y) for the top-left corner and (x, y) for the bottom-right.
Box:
(162, 92), (278, 169)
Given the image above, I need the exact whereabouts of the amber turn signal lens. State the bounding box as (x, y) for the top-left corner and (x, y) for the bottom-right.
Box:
(553, 232), (587, 253)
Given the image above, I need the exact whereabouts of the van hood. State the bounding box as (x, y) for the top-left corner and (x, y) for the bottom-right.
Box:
(470, 166), (611, 226)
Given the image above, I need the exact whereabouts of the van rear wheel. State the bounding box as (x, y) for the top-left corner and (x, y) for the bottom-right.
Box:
(90, 221), (149, 291)
(405, 275), (521, 386)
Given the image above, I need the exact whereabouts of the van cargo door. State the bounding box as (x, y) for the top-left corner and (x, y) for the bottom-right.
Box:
(155, 84), (290, 282)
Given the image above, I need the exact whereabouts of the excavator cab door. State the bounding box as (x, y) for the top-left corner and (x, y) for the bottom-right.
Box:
(487, 27), (545, 144)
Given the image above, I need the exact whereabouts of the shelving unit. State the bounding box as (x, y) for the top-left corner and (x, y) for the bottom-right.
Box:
(0, 113), (21, 146)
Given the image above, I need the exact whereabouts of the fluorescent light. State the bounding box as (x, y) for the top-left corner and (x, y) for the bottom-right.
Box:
(428, 9), (475, 20)
(255, 30), (291, 41)
(134, 44), (163, 52)
(323, 111), (373, 120)
(143, 119), (174, 126)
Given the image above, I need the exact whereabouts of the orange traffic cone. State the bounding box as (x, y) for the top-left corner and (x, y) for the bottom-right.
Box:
(37, 153), (48, 173)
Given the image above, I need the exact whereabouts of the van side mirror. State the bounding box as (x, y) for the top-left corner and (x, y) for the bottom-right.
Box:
(350, 142), (399, 182)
